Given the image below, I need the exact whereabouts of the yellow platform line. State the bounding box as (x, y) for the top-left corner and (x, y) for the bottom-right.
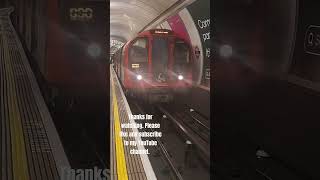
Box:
(3, 30), (30, 180)
(111, 76), (129, 180)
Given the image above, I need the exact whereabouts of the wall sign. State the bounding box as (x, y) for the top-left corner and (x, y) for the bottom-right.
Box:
(304, 25), (320, 56)
(69, 8), (93, 21)
(187, 0), (211, 86)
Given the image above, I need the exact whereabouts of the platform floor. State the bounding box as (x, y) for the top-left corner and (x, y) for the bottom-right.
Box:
(0, 7), (69, 180)
(110, 66), (156, 180)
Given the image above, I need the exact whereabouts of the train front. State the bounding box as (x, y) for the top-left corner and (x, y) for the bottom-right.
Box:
(125, 29), (193, 103)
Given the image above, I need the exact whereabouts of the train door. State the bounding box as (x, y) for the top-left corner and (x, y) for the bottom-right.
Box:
(151, 36), (169, 83)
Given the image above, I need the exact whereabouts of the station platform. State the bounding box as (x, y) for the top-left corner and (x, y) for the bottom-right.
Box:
(0, 7), (70, 180)
(110, 66), (156, 180)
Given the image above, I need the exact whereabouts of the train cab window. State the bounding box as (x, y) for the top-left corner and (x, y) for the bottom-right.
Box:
(152, 37), (169, 65)
(174, 39), (190, 64)
(152, 37), (169, 77)
(129, 38), (148, 63)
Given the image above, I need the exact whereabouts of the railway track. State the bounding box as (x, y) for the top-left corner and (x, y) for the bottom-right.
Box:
(171, 107), (210, 144)
(129, 101), (184, 180)
(185, 105), (210, 130)
(128, 99), (210, 180)
(156, 105), (210, 161)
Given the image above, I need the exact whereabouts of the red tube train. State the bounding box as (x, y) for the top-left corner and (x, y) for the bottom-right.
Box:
(112, 29), (194, 102)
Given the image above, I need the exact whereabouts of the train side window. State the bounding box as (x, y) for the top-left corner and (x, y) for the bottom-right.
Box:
(129, 38), (148, 63)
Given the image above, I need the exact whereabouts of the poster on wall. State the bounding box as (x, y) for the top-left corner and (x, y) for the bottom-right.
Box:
(187, 0), (211, 87)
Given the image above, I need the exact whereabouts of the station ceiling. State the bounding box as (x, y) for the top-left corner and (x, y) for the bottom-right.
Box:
(110, 0), (178, 42)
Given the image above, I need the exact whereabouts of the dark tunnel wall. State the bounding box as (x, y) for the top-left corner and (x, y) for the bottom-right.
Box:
(214, 0), (320, 179)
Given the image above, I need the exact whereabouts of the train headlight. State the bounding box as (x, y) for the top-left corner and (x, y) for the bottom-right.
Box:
(137, 75), (143, 80)
(178, 75), (184, 80)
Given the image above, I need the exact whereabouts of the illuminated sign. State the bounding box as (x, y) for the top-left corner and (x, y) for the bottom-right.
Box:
(304, 25), (320, 56)
(154, 30), (168, 34)
(70, 8), (93, 21)
(151, 29), (172, 35)
(131, 64), (140, 68)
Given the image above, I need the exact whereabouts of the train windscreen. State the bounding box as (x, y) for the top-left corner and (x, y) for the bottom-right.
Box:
(152, 37), (169, 82)
(129, 38), (148, 63)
